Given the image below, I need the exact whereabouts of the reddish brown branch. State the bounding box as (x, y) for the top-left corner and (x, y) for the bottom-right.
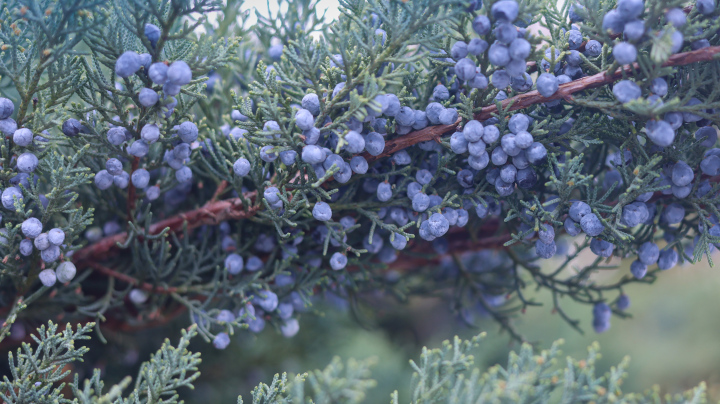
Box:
(367, 45), (720, 162)
(73, 191), (259, 270)
(87, 262), (182, 293)
(363, 121), (462, 162)
(477, 45), (720, 120)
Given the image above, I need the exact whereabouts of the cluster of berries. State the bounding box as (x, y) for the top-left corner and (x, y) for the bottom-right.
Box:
(451, 113), (547, 196)
(0, 98), (77, 285)
(113, 0), (720, 341)
(209, 258), (303, 348)
(89, 26), (200, 196)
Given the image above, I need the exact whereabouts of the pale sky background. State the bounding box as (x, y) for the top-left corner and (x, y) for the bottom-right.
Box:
(236, 1), (549, 39)
(240, 0), (341, 28)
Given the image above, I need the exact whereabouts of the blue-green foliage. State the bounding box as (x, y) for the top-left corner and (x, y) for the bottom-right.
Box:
(0, 0), (718, 400)
(1, 321), (709, 403)
(1, 321), (201, 403)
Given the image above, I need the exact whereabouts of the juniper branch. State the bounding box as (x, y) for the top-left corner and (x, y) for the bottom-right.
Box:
(72, 191), (259, 269)
(365, 45), (720, 162)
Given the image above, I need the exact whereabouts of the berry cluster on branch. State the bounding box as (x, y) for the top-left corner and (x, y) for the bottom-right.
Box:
(0, 0), (718, 400)
(0, 0), (719, 357)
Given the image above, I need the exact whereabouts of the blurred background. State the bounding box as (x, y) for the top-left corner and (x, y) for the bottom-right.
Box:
(69, 254), (720, 402)
(238, 0), (341, 25)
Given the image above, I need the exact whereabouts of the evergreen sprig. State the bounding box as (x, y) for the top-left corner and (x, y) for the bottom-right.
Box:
(0, 0), (718, 398)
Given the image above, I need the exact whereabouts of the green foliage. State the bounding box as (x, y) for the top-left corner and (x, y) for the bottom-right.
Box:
(0, 0), (718, 401)
(0, 0), (103, 128)
(0, 320), (201, 403)
(0, 321), (94, 404)
(237, 332), (709, 404)
(0, 319), (712, 404)
(240, 356), (377, 404)
(72, 325), (201, 404)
